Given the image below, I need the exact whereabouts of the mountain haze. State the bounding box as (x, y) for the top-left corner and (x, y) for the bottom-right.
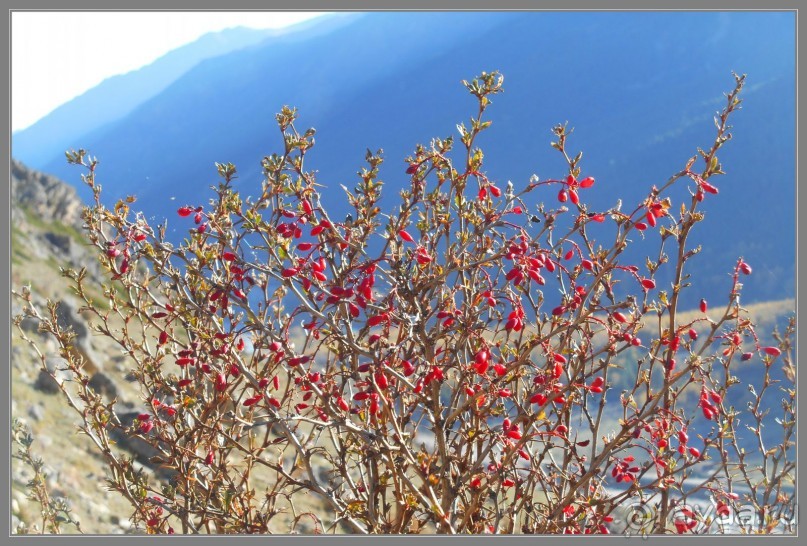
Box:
(12, 14), (352, 166)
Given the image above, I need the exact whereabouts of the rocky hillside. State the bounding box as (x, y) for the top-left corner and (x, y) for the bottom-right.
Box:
(11, 159), (97, 277)
(12, 159), (84, 224)
(11, 160), (166, 534)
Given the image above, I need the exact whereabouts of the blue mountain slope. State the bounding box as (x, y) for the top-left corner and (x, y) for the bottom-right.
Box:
(12, 27), (276, 167)
(11, 13), (353, 168)
(17, 11), (795, 306)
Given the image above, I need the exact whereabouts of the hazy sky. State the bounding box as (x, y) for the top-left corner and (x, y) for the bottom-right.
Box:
(11, 11), (327, 132)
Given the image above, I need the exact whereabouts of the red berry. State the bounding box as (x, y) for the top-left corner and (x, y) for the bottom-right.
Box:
(367, 313), (388, 327)
(402, 359), (416, 377)
(762, 346), (782, 357)
(374, 371), (389, 390)
(214, 373), (228, 392)
(700, 180), (719, 194)
(430, 365), (444, 382)
(528, 269), (545, 285)
(506, 428), (522, 440)
(474, 348), (489, 365)
(415, 248), (432, 264)
(579, 176), (595, 188)
(700, 299), (708, 313)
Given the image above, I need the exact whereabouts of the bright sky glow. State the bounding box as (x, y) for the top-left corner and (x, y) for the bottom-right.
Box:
(11, 11), (327, 132)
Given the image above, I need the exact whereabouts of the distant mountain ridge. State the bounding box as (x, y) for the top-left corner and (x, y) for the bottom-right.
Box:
(11, 11), (795, 306)
(11, 13), (354, 167)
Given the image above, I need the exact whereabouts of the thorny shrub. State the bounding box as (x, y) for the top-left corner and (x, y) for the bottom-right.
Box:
(11, 420), (83, 534)
(14, 72), (796, 535)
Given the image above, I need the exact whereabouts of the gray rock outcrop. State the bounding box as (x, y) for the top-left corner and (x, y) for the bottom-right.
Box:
(11, 159), (84, 229)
